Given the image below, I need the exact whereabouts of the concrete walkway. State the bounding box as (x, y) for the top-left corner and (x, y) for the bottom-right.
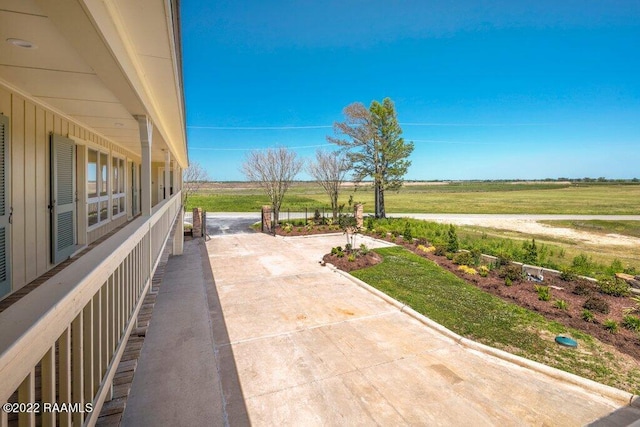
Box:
(121, 239), (226, 426)
(206, 232), (630, 426)
(122, 232), (633, 426)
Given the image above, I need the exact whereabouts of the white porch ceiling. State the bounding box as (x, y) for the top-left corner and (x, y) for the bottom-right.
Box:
(0, 0), (187, 165)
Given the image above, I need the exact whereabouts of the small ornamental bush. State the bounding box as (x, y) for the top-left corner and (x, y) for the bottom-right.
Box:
(347, 253), (356, 262)
(478, 266), (490, 277)
(336, 250), (345, 258)
(505, 277), (513, 287)
(457, 265), (477, 275)
(403, 222), (413, 242)
(447, 224), (459, 253)
(560, 269), (577, 282)
(583, 296), (610, 314)
(572, 281), (593, 296)
(495, 254), (512, 267)
(603, 319), (619, 334)
(534, 285), (551, 301)
(622, 315), (640, 332)
(553, 299), (568, 310)
(581, 309), (596, 323)
(598, 277), (629, 297)
(366, 217), (374, 230)
(453, 251), (476, 266)
(417, 245), (436, 253)
(434, 246), (447, 256)
(498, 264), (522, 282)
(359, 244), (370, 255)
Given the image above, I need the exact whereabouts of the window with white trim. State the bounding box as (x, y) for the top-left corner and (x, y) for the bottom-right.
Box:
(87, 148), (110, 228)
(112, 155), (125, 217)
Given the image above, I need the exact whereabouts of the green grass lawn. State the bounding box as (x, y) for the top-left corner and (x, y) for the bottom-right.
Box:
(351, 246), (640, 393)
(188, 181), (640, 214)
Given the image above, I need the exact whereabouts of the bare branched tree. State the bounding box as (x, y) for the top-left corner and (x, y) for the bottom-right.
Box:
(307, 149), (350, 219)
(241, 147), (303, 224)
(182, 161), (210, 208)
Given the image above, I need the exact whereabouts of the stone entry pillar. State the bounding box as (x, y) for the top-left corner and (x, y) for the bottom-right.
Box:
(354, 203), (363, 228)
(193, 208), (203, 237)
(261, 205), (272, 233)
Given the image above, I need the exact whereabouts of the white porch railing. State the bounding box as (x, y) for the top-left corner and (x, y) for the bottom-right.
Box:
(0, 191), (182, 427)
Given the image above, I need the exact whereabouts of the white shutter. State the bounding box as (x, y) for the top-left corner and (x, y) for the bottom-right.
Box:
(0, 114), (10, 297)
(51, 133), (77, 263)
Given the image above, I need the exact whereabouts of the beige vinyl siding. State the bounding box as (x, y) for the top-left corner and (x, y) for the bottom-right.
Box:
(0, 84), (141, 293)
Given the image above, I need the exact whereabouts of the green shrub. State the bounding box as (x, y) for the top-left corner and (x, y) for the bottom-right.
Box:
(347, 254), (356, 262)
(403, 222), (413, 242)
(446, 224), (459, 253)
(359, 243), (370, 255)
(495, 254), (511, 267)
(366, 217), (374, 230)
(345, 243), (352, 252)
(622, 315), (640, 332)
(478, 265), (489, 277)
(498, 264), (522, 282)
(434, 246), (447, 256)
(336, 250), (345, 258)
(534, 285), (551, 301)
(598, 277), (629, 297)
(453, 251), (476, 266)
(505, 277), (513, 287)
(560, 269), (577, 282)
(583, 296), (610, 314)
(581, 309), (596, 323)
(553, 299), (568, 310)
(522, 239), (538, 265)
(603, 319), (619, 334)
(572, 281), (593, 296)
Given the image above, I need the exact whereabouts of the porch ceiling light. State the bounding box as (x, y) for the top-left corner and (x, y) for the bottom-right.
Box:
(6, 38), (37, 49)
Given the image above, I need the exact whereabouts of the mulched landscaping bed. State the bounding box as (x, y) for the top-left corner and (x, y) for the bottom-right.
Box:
(275, 225), (343, 237)
(322, 251), (383, 272)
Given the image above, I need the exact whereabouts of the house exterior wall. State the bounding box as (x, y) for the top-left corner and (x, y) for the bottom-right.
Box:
(0, 82), (141, 294)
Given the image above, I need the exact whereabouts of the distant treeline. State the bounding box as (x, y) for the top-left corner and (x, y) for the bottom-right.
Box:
(205, 178), (639, 184)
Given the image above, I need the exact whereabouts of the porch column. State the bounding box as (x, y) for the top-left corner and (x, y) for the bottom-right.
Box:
(164, 151), (171, 200)
(135, 115), (153, 216)
(172, 160), (179, 196)
(173, 208), (184, 255)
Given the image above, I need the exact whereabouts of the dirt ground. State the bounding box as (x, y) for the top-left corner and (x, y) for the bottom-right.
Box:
(431, 217), (640, 247)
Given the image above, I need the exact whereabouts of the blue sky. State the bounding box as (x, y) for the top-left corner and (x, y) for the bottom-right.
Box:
(181, 1), (640, 181)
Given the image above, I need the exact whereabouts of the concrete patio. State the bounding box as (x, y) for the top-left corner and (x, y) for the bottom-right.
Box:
(123, 231), (633, 426)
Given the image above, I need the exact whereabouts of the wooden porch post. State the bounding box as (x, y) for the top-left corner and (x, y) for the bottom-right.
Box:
(164, 150), (171, 200)
(135, 115), (153, 216)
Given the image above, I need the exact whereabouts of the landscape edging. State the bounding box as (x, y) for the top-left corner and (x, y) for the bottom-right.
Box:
(326, 262), (638, 406)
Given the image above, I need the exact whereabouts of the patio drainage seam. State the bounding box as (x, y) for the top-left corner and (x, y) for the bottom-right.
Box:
(327, 263), (638, 405)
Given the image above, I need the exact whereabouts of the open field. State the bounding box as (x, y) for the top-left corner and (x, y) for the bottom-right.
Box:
(189, 181), (640, 275)
(188, 181), (640, 215)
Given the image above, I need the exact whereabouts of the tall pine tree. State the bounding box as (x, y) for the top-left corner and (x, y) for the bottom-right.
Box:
(329, 98), (414, 218)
